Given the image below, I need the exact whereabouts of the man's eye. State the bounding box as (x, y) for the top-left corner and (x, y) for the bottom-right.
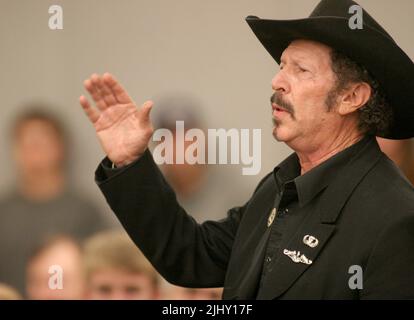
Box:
(125, 286), (141, 294)
(298, 66), (308, 72)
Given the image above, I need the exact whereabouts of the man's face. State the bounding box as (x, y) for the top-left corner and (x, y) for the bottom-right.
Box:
(26, 242), (84, 300)
(86, 268), (157, 300)
(271, 39), (341, 150)
(13, 119), (65, 176)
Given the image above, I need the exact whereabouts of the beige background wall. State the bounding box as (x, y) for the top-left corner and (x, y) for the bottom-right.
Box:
(0, 0), (413, 217)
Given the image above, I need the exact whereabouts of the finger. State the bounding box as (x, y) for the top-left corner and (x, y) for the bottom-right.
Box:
(102, 73), (133, 104)
(83, 79), (105, 110)
(84, 77), (106, 111)
(94, 75), (118, 107)
(79, 95), (100, 124)
(139, 100), (154, 126)
(90, 74), (109, 110)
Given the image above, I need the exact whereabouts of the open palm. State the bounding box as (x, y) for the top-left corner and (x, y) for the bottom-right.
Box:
(79, 73), (153, 166)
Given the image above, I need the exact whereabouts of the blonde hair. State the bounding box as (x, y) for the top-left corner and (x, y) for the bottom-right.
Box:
(83, 230), (159, 287)
(0, 283), (22, 300)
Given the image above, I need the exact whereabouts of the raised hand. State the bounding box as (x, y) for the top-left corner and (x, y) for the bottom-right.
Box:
(79, 73), (153, 167)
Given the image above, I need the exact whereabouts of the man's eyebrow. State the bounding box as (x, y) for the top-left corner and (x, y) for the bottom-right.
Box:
(280, 56), (312, 68)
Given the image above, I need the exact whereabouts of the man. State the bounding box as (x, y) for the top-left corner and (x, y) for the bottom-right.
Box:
(26, 235), (84, 300)
(83, 230), (159, 300)
(79, 0), (414, 299)
(153, 95), (212, 219)
(0, 108), (110, 294)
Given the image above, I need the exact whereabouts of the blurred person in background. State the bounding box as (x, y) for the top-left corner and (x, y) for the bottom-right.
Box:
(26, 235), (84, 300)
(0, 283), (22, 300)
(83, 230), (159, 300)
(153, 95), (208, 205)
(377, 138), (414, 185)
(0, 106), (111, 295)
(152, 93), (249, 223)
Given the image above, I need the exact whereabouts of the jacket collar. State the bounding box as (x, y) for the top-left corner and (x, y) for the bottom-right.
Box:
(274, 135), (374, 210)
(318, 135), (382, 223)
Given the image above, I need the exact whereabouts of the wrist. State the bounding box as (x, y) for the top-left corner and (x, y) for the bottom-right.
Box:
(112, 151), (145, 168)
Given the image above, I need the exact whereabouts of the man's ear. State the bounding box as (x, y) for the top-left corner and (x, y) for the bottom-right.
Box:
(338, 82), (371, 115)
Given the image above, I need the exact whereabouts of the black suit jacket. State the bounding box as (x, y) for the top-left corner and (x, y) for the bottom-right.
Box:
(95, 137), (414, 299)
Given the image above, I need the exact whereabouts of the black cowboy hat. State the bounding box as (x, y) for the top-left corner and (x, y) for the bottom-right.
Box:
(246, 0), (414, 139)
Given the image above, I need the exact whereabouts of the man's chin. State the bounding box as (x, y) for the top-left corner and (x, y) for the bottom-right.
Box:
(272, 126), (289, 142)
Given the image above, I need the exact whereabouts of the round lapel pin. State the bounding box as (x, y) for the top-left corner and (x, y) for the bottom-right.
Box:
(303, 235), (319, 248)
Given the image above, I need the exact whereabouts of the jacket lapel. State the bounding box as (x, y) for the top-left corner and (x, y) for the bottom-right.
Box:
(256, 137), (383, 299)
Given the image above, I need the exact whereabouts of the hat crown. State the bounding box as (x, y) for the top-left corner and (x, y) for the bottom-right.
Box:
(310, 0), (393, 41)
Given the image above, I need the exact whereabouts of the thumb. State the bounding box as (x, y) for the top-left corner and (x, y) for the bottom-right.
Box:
(139, 100), (154, 126)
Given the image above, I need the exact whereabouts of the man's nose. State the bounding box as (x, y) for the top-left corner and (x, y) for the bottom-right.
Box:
(271, 69), (289, 94)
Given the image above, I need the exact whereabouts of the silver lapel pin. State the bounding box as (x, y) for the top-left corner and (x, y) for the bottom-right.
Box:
(303, 235), (319, 248)
(267, 208), (276, 227)
(283, 249), (313, 265)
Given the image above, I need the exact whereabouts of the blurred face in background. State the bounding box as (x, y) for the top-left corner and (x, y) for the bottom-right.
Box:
(86, 268), (158, 300)
(26, 240), (84, 300)
(160, 131), (207, 199)
(13, 119), (65, 178)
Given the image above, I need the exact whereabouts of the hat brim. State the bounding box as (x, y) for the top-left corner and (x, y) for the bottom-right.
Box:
(246, 16), (414, 139)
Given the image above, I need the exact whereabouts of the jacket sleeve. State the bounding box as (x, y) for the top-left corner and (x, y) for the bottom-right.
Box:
(361, 213), (414, 299)
(95, 149), (248, 288)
